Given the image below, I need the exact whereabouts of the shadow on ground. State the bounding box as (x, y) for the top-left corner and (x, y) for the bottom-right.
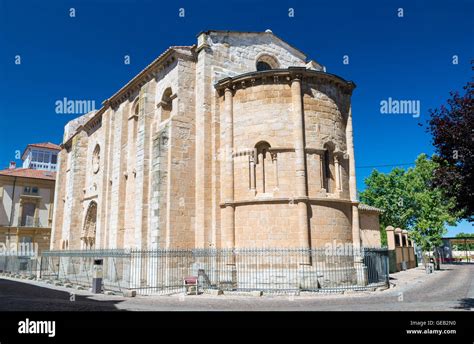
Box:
(0, 278), (126, 311)
(453, 298), (474, 310)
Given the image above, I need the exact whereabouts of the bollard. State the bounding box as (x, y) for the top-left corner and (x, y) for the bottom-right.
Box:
(92, 259), (103, 294)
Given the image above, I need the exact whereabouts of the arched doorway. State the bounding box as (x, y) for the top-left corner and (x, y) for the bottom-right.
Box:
(81, 202), (97, 249)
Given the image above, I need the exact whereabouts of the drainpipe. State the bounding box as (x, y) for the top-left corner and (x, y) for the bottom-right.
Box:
(8, 176), (17, 245)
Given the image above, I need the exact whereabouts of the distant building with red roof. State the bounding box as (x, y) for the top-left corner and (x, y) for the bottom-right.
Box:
(0, 142), (59, 256)
(21, 142), (61, 171)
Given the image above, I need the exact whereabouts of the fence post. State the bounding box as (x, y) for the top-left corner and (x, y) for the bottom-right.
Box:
(37, 256), (43, 280)
(354, 247), (368, 286)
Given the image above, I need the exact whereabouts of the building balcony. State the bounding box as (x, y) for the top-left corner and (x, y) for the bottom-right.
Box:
(16, 217), (43, 228)
(28, 162), (57, 171)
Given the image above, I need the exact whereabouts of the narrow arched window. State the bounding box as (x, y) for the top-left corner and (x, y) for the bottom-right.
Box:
(131, 100), (139, 142)
(160, 88), (173, 122)
(254, 141), (272, 194)
(92, 144), (100, 174)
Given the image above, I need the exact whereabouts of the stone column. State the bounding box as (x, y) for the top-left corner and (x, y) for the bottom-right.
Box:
(271, 152), (279, 191)
(346, 105), (361, 249)
(222, 87), (235, 249)
(386, 226), (395, 250)
(249, 152), (256, 194)
(396, 228), (405, 270)
(318, 153), (325, 190)
(257, 151), (264, 193)
(334, 155), (341, 192)
(346, 105), (366, 284)
(396, 228), (404, 247)
(402, 230), (408, 246)
(291, 74), (310, 256)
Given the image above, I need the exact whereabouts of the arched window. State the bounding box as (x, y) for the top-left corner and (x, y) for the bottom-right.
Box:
(160, 88), (173, 122)
(130, 98), (139, 144)
(92, 144), (100, 174)
(256, 54), (279, 71)
(256, 61), (272, 71)
(254, 141), (272, 194)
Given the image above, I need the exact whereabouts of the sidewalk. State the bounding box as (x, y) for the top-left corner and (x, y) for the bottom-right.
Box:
(384, 264), (450, 294)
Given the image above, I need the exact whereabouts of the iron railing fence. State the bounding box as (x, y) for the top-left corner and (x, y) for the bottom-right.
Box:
(1, 248), (389, 295)
(0, 255), (40, 276)
(40, 249), (132, 293)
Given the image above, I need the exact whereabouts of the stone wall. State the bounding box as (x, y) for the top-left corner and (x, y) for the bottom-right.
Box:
(215, 68), (355, 249)
(309, 202), (352, 248)
(360, 211), (382, 247)
(234, 203), (300, 248)
(52, 31), (368, 253)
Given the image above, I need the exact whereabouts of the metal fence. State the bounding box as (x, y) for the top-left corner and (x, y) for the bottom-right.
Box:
(1, 248), (389, 295)
(0, 255), (40, 276)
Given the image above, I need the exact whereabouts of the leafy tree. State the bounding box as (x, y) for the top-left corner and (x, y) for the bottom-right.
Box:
(360, 154), (458, 251)
(359, 168), (414, 246)
(404, 154), (458, 251)
(427, 64), (473, 221)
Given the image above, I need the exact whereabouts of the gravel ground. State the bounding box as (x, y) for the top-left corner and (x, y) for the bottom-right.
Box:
(0, 263), (472, 311)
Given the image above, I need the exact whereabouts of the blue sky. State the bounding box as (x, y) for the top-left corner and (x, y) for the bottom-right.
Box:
(0, 0), (472, 236)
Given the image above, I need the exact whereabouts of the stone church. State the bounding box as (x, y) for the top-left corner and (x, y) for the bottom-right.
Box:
(51, 30), (382, 251)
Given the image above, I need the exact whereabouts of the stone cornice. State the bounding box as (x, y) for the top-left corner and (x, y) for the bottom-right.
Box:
(231, 147), (348, 156)
(84, 114), (102, 134)
(268, 147), (294, 153)
(220, 197), (358, 207)
(214, 67), (356, 95)
(305, 147), (327, 155)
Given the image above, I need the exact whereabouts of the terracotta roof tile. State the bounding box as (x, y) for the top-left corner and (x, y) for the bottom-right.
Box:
(358, 203), (384, 213)
(27, 142), (61, 151)
(0, 168), (56, 181)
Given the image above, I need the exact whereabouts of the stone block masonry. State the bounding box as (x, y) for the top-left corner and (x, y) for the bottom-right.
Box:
(51, 30), (377, 257)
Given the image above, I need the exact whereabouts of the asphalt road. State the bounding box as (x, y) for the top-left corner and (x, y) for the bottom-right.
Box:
(0, 263), (472, 311)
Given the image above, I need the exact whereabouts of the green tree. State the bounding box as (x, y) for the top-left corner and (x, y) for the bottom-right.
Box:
(405, 154), (458, 251)
(359, 168), (414, 246)
(360, 154), (458, 252)
(427, 65), (473, 221)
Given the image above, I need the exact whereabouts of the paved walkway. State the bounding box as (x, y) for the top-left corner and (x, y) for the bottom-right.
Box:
(0, 263), (472, 311)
